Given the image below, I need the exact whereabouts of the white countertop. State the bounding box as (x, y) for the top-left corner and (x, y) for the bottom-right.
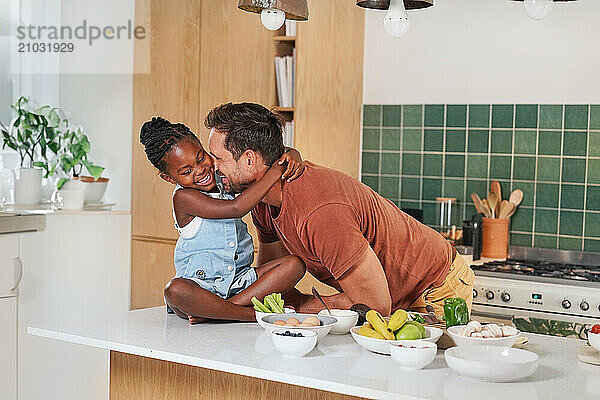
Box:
(28, 307), (600, 400)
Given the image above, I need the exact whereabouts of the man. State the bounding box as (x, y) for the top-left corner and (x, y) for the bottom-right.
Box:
(207, 102), (474, 316)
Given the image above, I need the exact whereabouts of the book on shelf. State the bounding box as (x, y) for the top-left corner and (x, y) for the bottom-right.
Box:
(274, 53), (294, 108)
(284, 121), (294, 147)
(274, 57), (285, 107)
(285, 21), (296, 37)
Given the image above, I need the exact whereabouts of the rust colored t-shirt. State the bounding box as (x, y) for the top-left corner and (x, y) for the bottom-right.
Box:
(251, 162), (453, 310)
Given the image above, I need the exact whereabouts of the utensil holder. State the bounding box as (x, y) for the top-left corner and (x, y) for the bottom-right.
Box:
(482, 218), (509, 258)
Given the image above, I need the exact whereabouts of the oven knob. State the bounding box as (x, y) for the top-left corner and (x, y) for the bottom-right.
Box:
(561, 299), (571, 310)
(501, 292), (511, 303)
(580, 301), (590, 311)
(486, 291), (494, 300)
(473, 289), (478, 299)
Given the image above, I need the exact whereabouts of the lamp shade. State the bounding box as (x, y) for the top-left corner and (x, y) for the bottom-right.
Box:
(356, 0), (433, 10)
(238, 0), (309, 21)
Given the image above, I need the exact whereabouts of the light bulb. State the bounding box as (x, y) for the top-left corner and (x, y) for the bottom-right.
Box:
(384, 0), (410, 38)
(524, 0), (552, 20)
(260, 8), (285, 31)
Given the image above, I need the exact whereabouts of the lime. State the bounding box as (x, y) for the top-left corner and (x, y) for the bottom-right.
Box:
(404, 321), (426, 338)
(395, 324), (422, 340)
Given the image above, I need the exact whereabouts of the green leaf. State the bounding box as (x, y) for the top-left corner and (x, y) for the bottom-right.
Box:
(48, 141), (60, 153)
(32, 161), (51, 177)
(82, 160), (104, 179)
(80, 135), (91, 153)
(61, 156), (78, 173)
(57, 178), (68, 190)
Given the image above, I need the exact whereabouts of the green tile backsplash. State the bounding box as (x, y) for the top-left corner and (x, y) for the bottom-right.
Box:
(361, 104), (600, 253)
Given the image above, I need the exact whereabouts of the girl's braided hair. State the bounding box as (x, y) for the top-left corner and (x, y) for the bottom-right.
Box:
(140, 117), (199, 173)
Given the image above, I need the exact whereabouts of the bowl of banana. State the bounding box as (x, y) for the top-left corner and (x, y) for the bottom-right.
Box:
(350, 309), (443, 355)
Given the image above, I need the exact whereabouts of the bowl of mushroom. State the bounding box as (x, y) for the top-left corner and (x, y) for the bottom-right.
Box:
(447, 320), (521, 347)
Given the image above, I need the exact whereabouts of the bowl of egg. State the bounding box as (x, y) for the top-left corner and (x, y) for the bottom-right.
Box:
(260, 313), (338, 341)
(255, 307), (295, 330)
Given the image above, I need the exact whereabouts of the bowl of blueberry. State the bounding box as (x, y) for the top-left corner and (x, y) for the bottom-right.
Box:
(271, 329), (318, 358)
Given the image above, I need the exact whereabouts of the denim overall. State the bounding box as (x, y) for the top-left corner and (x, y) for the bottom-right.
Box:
(170, 182), (256, 302)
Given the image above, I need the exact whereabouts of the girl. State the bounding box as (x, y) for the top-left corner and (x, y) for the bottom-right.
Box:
(140, 117), (305, 323)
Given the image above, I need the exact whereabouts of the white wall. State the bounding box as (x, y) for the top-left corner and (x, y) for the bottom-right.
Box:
(363, 0), (600, 104)
(1, 0), (134, 209)
(59, 0), (135, 210)
(58, 73), (133, 210)
(0, 0), (61, 170)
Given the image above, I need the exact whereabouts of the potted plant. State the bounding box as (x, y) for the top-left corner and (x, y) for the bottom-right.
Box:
(55, 124), (105, 209)
(0, 97), (60, 205)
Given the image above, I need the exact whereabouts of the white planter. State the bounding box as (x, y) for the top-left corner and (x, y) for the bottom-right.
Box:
(59, 179), (86, 210)
(13, 168), (42, 206)
(79, 176), (109, 204)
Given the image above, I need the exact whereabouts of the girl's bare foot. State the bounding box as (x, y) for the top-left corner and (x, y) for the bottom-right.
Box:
(188, 315), (207, 324)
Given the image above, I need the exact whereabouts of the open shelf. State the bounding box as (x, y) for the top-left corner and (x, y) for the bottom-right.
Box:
(273, 36), (296, 42)
(273, 106), (294, 113)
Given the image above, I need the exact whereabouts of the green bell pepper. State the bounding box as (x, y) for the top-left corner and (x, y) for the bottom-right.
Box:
(444, 297), (469, 328)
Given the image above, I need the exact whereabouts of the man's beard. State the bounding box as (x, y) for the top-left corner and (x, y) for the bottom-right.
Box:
(221, 174), (251, 194)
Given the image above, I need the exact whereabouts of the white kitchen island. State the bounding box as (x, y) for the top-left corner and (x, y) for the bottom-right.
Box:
(28, 306), (600, 400)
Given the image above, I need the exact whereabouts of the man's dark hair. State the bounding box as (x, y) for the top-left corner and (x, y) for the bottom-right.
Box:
(205, 102), (285, 166)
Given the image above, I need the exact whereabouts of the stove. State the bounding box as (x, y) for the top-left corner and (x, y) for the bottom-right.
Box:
(471, 246), (600, 324)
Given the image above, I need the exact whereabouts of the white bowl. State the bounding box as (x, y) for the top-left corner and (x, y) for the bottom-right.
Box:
(444, 345), (539, 382)
(589, 332), (600, 352)
(271, 328), (317, 358)
(260, 313), (338, 341)
(318, 309), (359, 335)
(589, 331), (600, 351)
(389, 340), (438, 370)
(255, 308), (294, 329)
(84, 181), (108, 203)
(350, 325), (443, 355)
(447, 325), (521, 347)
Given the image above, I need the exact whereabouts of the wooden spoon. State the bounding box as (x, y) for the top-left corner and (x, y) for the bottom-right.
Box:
(505, 203), (518, 219)
(471, 193), (491, 217)
(470, 193), (484, 214)
(491, 180), (502, 217)
(509, 189), (524, 208)
(481, 199), (493, 218)
(498, 200), (515, 219)
(487, 192), (499, 218)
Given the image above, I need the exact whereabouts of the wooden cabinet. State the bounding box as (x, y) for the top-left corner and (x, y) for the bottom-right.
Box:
(131, 0), (201, 241)
(131, 0), (364, 307)
(295, 0), (364, 178)
(197, 1), (275, 145)
(131, 0), (275, 308)
(131, 238), (176, 310)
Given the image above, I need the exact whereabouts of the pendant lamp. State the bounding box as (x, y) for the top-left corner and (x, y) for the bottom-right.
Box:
(238, 0), (309, 21)
(511, 0), (577, 20)
(356, 0), (433, 10)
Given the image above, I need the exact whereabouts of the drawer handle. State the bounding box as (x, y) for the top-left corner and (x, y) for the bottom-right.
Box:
(12, 257), (23, 291)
